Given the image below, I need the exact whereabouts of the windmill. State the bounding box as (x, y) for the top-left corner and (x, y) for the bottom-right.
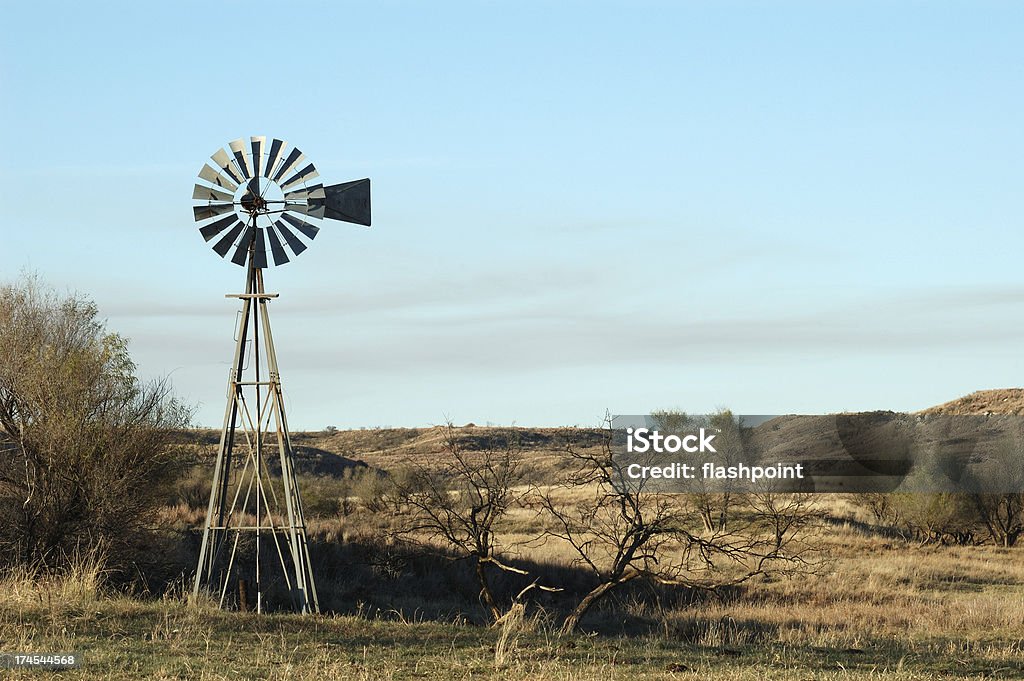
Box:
(191, 136), (370, 614)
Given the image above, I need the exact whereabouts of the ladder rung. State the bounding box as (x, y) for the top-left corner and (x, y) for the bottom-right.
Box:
(207, 526), (306, 531)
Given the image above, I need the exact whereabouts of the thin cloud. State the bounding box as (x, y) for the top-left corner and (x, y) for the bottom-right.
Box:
(101, 263), (606, 319)
(112, 282), (1024, 380)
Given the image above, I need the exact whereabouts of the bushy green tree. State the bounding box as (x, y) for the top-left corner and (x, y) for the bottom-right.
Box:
(889, 446), (978, 545)
(0, 276), (189, 574)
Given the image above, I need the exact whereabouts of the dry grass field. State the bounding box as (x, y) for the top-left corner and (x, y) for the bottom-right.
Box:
(5, 393), (1024, 679)
(2, 514), (1024, 680)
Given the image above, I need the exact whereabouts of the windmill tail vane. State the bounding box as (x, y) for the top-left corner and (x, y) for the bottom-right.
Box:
(191, 136), (371, 614)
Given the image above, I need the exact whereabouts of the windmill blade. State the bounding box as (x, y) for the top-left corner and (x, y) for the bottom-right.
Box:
(198, 164), (239, 192)
(193, 183), (234, 202)
(284, 184), (325, 201)
(230, 225), (255, 265)
(194, 203), (235, 221)
(199, 215), (239, 242)
(212, 222), (246, 257)
(211, 148), (244, 184)
(284, 201), (325, 219)
(272, 148), (305, 182)
(229, 138), (253, 180)
(273, 220), (308, 256)
(265, 138), (286, 179)
(281, 212), (320, 240)
(313, 179), (371, 226)
(280, 163), (320, 191)
(253, 228), (269, 269)
(250, 136), (266, 178)
(266, 225), (290, 265)
(307, 202), (326, 219)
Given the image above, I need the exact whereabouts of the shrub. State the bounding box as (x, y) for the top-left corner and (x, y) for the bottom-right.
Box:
(0, 276), (190, 577)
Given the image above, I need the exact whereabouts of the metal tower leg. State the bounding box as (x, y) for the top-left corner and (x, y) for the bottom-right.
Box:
(193, 247), (319, 614)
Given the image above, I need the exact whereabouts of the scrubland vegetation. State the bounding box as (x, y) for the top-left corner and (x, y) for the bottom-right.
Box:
(3, 278), (1024, 679)
(3, 507), (1024, 680)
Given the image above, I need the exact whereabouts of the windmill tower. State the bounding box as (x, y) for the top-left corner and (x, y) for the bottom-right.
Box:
(190, 137), (371, 613)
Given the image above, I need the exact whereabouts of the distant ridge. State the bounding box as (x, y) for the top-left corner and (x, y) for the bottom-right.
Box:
(917, 388), (1024, 416)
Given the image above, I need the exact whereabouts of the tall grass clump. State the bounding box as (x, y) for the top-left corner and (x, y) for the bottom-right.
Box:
(0, 544), (108, 607)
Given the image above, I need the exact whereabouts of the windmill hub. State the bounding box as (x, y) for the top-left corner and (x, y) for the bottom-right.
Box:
(240, 190), (266, 213)
(238, 178), (284, 221)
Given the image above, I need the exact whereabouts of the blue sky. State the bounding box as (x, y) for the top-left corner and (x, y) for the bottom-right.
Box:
(2, 1), (1023, 429)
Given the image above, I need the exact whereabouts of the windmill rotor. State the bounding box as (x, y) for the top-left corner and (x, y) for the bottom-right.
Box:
(192, 136), (371, 267)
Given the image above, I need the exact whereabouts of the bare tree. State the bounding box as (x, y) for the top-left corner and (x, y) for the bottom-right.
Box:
(537, 417), (820, 634)
(391, 423), (553, 622)
(964, 440), (1024, 547)
(0, 276), (189, 573)
(972, 495), (1024, 547)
